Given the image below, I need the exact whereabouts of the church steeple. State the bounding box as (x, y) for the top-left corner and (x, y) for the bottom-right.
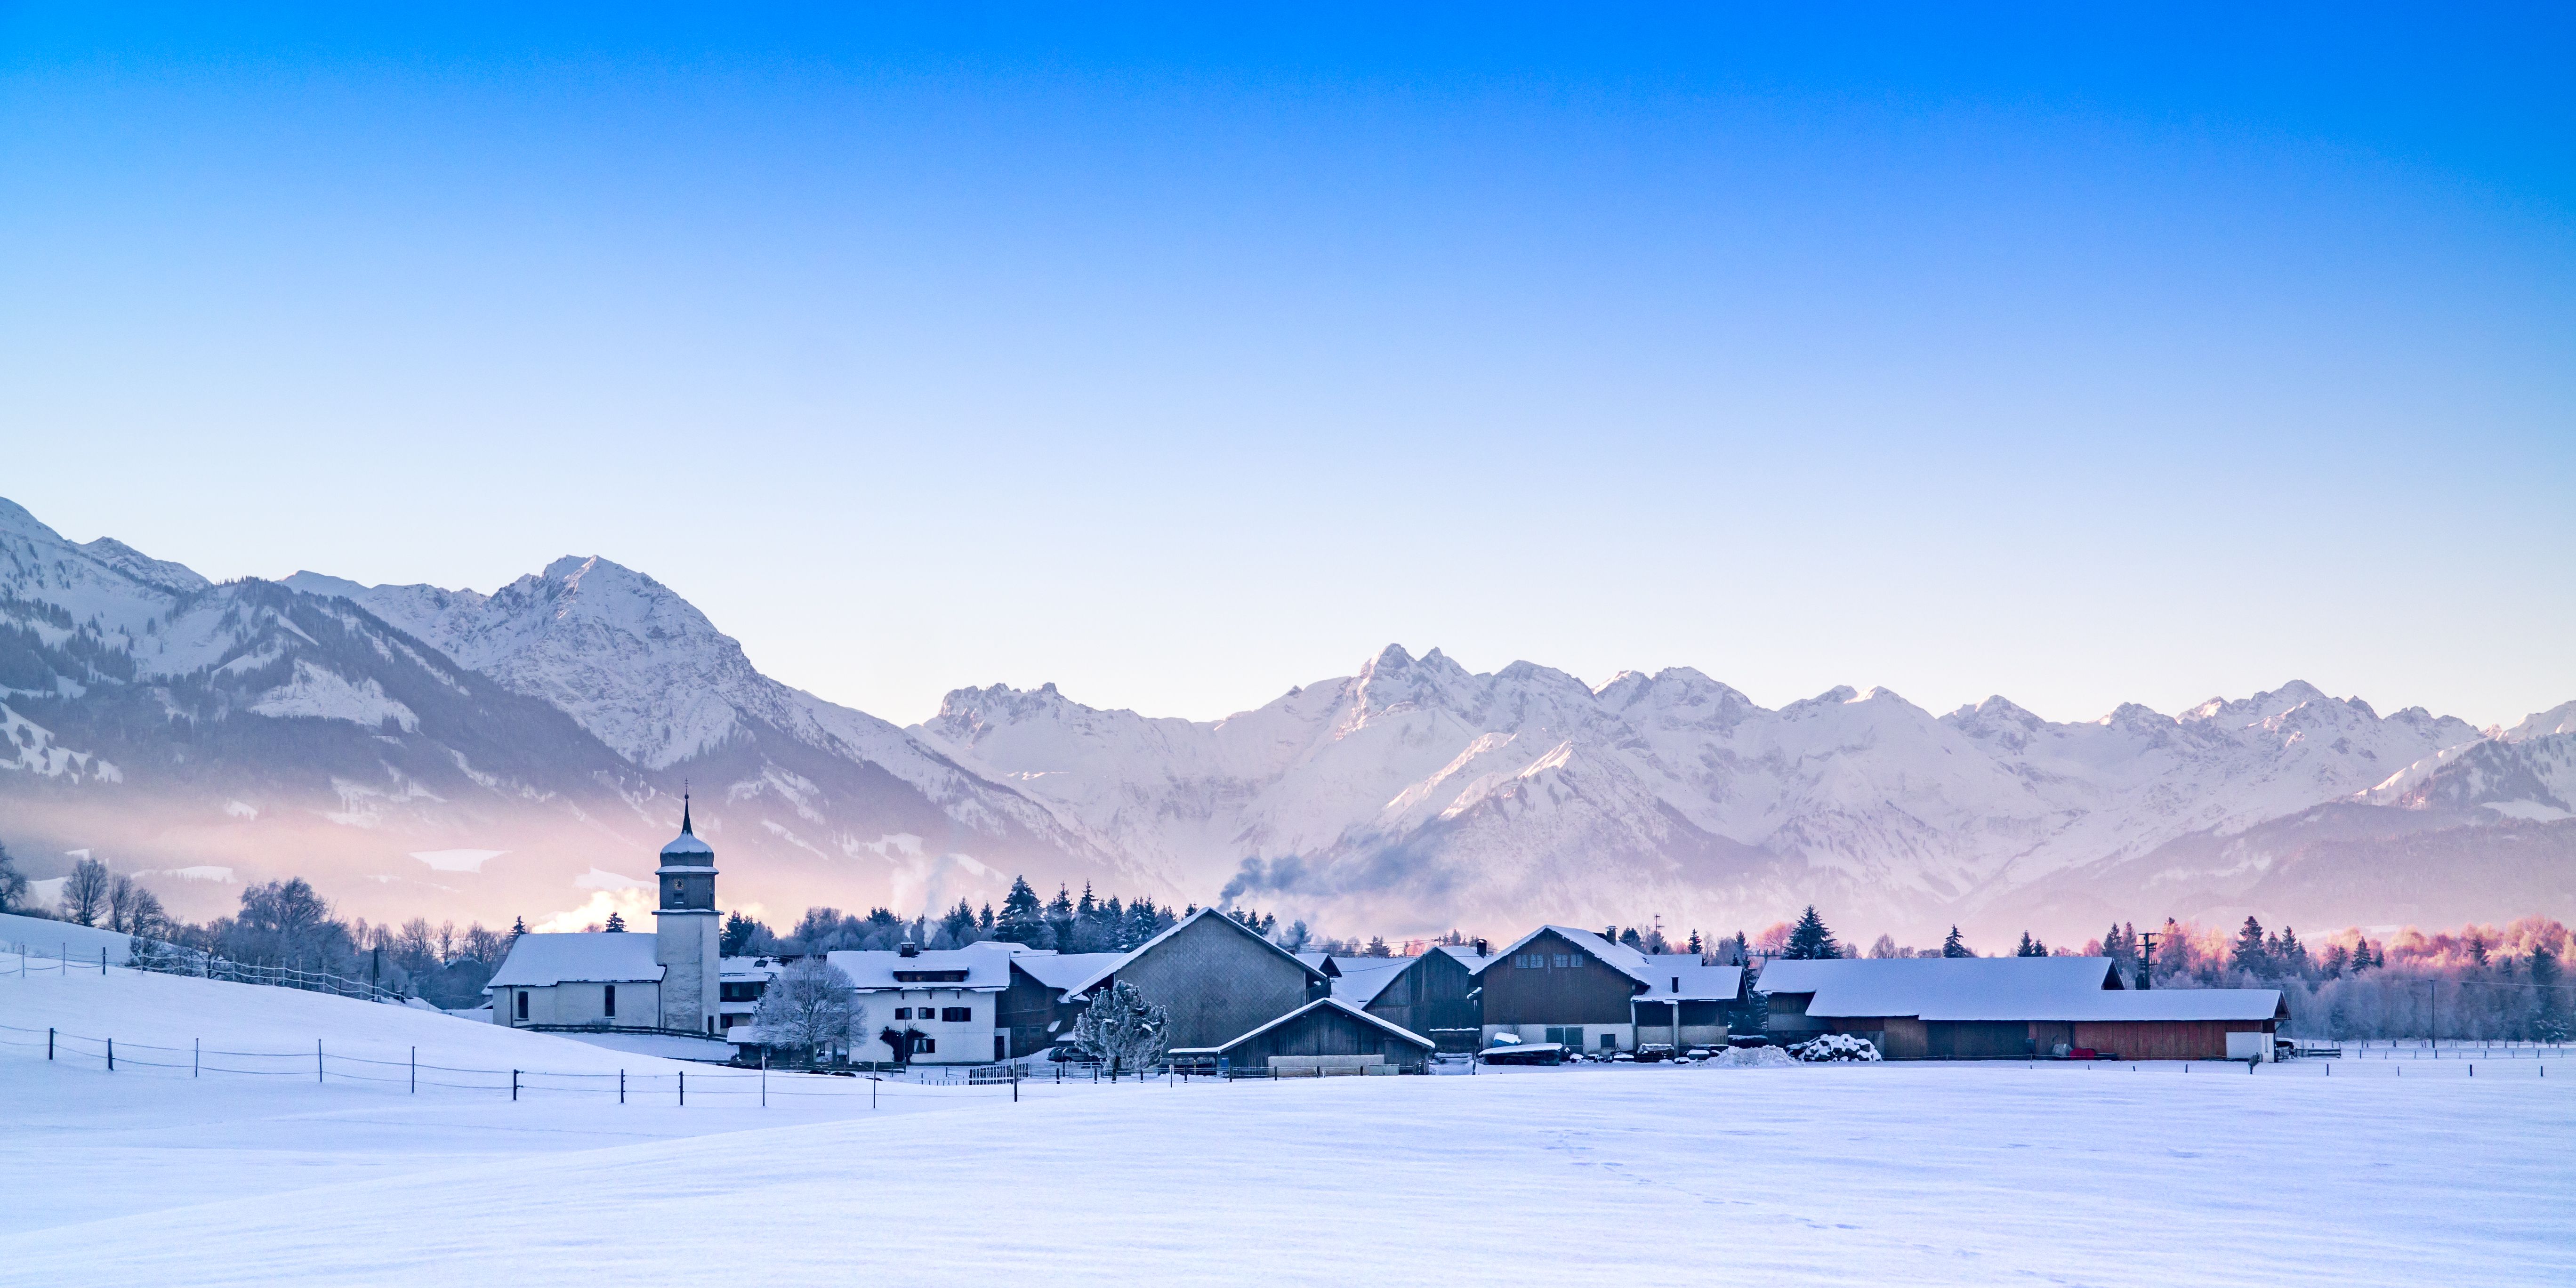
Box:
(679, 788), (693, 837)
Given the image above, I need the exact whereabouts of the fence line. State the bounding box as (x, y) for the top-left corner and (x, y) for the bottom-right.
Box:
(7, 936), (410, 1003)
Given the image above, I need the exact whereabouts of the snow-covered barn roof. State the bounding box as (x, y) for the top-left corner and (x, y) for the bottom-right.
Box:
(1058, 909), (1327, 998)
(1167, 998), (1435, 1056)
(1633, 956), (1745, 1002)
(1327, 957), (1413, 1007)
(1296, 952), (1340, 977)
(1433, 944), (1493, 971)
(822, 941), (1035, 992)
(485, 933), (665, 990)
(1470, 926), (1657, 986)
(1754, 957), (2133, 1021)
(2053, 989), (2289, 1022)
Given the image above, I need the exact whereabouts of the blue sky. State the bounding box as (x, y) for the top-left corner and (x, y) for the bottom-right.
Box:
(6, 5), (2571, 727)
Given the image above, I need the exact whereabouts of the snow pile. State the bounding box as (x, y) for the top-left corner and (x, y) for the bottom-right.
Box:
(1705, 1044), (1797, 1068)
(1788, 1033), (1883, 1062)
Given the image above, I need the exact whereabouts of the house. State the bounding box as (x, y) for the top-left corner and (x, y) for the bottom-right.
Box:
(723, 941), (1064, 1065)
(1169, 998), (1436, 1074)
(1754, 957), (2288, 1060)
(1054, 909), (1328, 1051)
(1471, 926), (1708, 1055)
(1329, 945), (1491, 1052)
(717, 956), (784, 1035)
(486, 798), (723, 1035)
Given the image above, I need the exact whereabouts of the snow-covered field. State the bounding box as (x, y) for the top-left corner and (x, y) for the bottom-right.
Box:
(6, 957), (2571, 1286)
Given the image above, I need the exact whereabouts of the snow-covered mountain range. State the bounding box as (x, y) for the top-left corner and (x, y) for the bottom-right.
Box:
(4, 493), (2568, 941)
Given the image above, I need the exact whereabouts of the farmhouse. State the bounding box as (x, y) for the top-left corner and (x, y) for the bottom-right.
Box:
(1473, 926), (1736, 1054)
(1169, 998), (1436, 1074)
(1755, 957), (2287, 1060)
(824, 941), (1035, 1065)
(486, 799), (722, 1035)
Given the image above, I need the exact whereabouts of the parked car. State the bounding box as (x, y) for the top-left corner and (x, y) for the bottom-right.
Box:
(1725, 1035), (1772, 1049)
(1479, 1041), (1567, 1066)
(1610, 1051), (1636, 1063)
(1683, 1046), (1716, 1060)
(1634, 1043), (1676, 1063)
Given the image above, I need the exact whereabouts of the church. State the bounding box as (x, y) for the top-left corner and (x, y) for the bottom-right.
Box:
(484, 798), (725, 1035)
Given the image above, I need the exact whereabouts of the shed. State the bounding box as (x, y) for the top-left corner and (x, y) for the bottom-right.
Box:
(1755, 957), (2283, 1060)
(1168, 998), (1435, 1074)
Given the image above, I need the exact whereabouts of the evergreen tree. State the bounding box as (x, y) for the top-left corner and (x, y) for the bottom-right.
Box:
(1728, 930), (1751, 966)
(1278, 920), (1312, 953)
(1618, 927), (1644, 949)
(2529, 945), (2567, 1041)
(1783, 907), (1839, 960)
(1077, 882), (1096, 918)
(1045, 885), (1076, 950)
(1363, 934), (1391, 958)
(1686, 929), (1703, 956)
(938, 899), (978, 945)
(2014, 931), (2046, 957)
(1941, 926), (1970, 958)
(2275, 926), (2308, 977)
(977, 902), (994, 932)
(1070, 980), (1169, 1076)
(993, 876), (1046, 944)
(2230, 916), (2271, 975)
(509, 916), (527, 941)
(603, 911), (626, 932)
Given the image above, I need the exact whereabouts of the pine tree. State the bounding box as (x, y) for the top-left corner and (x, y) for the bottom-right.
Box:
(1686, 930), (1704, 956)
(603, 911), (626, 933)
(1941, 926), (1969, 958)
(2231, 916), (2270, 975)
(1618, 927), (1644, 949)
(1783, 907), (1839, 960)
(720, 910), (765, 956)
(994, 877), (1046, 944)
(2014, 931), (2046, 957)
(2529, 945), (2567, 1041)
(977, 902), (994, 932)
(1069, 980), (1169, 1076)
(509, 915), (527, 941)
(1364, 934), (1391, 958)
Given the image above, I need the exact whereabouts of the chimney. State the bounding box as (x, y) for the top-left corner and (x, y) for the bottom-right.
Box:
(1472, 938), (1490, 957)
(898, 941), (919, 958)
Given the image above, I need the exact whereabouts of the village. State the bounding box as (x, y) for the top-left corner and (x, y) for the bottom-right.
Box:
(483, 807), (2294, 1076)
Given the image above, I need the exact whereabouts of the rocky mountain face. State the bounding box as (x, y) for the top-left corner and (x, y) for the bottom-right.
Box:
(5, 492), (2568, 943)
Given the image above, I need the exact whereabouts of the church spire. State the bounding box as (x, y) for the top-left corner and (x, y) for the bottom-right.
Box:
(680, 784), (693, 836)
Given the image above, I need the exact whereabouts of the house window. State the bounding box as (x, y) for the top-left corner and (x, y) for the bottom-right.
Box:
(918, 1038), (936, 1054)
(942, 1006), (970, 1022)
(1600, 1032), (1616, 1050)
(515, 991), (528, 1021)
(1545, 1026), (1572, 1045)
(604, 984), (617, 1018)
(1554, 954), (1574, 968)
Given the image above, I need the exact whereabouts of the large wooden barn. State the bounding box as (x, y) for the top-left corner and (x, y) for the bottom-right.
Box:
(1756, 957), (2286, 1060)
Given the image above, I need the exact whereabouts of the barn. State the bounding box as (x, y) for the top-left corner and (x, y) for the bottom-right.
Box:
(1168, 998), (1436, 1074)
(1047, 910), (1330, 1052)
(1329, 944), (1491, 1052)
(1757, 957), (2286, 1060)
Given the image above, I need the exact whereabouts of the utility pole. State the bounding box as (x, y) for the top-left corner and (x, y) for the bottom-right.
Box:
(2137, 932), (2159, 991)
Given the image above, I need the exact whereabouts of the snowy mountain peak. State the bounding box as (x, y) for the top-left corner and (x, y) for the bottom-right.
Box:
(77, 538), (209, 594)
(2506, 700), (2576, 743)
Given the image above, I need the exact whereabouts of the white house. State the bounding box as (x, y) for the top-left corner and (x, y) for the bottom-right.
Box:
(728, 940), (1047, 1065)
(486, 798), (725, 1035)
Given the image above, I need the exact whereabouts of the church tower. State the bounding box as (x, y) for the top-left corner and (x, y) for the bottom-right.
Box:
(653, 793), (723, 1035)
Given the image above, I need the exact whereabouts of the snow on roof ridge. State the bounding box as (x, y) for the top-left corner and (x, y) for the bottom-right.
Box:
(1059, 908), (1326, 998)
(1168, 996), (1433, 1055)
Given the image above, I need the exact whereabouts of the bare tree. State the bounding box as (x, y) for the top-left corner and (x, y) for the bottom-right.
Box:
(0, 841), (28, 915)
(752, 958), (864, 1065)
(62, 856), (111, 927)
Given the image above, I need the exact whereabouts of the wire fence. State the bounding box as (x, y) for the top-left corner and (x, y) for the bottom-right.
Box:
(5, 936), (410, 1003)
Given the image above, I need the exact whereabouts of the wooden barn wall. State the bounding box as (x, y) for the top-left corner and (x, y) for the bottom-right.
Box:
(1114, 917), (1314, 1049)
(996, 969), (1079, 1059)
(2072, 1020), (2271, 1061)
(1481, 930), (1642, 1026)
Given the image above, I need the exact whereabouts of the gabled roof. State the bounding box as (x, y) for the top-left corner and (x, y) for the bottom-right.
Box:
(1327, 957), (1414, 1007)
(1060, 908), (1328, 998)
(485, 933), (665, 990)
(1433, 944), (1493, 970)
(1011, 951), (1128, 991)
(1470, 925), (1657, 986)
(1755, 957), (2131, 1021)
(1167, 997), (1435, 1055)
(2052, 989), (2288, 1022)
(1633, 955), (1745, 1002)
(1295, 952), (1340, 977)
(822, 941), (1034, 992)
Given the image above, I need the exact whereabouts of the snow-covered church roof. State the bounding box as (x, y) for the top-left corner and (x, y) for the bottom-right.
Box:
(486, 933), (666, 990)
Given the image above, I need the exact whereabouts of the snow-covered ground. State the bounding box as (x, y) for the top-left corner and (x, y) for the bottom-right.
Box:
(6, 955), (2571, 1286)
